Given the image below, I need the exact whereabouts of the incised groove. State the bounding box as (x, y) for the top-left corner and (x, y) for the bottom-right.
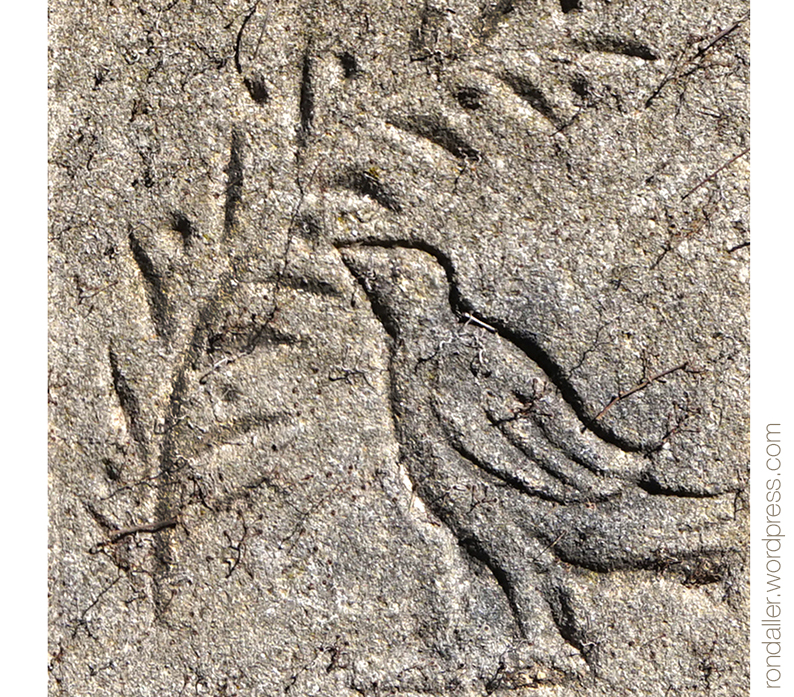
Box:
(388, 114), (481, 162)
(128, 227), (174, 343)
(108, 346), (149, 462)
(338, 171), (404, 213)
(223, 129), (245, 239)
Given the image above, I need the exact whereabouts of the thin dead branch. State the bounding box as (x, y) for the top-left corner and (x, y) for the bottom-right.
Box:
(583, 362), (689, 431)
(682, 148), (749, 200)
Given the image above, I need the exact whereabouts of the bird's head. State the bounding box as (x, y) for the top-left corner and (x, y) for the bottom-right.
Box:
(339, 244), (457, 343)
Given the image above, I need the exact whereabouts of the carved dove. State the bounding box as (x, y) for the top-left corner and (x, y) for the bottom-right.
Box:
(340, 242), (737, 678)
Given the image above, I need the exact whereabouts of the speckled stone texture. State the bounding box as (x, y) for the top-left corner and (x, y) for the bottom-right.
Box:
(48, 1), (749, 695)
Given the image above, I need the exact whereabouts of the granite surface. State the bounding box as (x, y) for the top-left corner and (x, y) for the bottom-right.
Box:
(48, 1), (749, 694)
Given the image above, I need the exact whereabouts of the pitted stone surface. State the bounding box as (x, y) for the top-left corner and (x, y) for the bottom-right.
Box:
(49, 1), (748, 695)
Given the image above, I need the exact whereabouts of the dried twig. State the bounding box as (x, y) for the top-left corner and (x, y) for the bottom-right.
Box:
(78, 280), (118, 303)
(584, 362), (689, 431)
(645, 14), (748, 109)
(104, 517), (179, 544)
(199, 354), (238, 384)
(462, 312), (497, 333)
(71, 573), (123, 638)
(234, 1), (261, 74)
(682, 148), (749, 200)
(695, 14), (747, 57)
(531, 530), (567, 564)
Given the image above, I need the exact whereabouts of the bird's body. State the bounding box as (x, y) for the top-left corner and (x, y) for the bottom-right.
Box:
(341, 243), (737, 680)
